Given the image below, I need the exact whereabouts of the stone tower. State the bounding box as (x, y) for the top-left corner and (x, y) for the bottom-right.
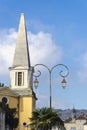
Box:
(9, 13), (36, 130)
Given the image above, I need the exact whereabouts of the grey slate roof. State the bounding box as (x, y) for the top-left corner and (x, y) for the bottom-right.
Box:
(13, 89), (33, 96)
(0, 87), (37, 99)
(12, 13), (30, 68)
(0, 87), (19, 97)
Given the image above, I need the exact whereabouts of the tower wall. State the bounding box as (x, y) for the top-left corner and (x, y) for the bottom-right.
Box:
(18, 96), (35, 130)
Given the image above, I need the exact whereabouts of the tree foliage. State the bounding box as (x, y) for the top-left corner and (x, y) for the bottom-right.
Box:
(0, 102), (19, 129)
(29, 107), (64, 130)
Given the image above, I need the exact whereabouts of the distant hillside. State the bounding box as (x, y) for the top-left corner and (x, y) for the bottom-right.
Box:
(58, 109), (87, 120)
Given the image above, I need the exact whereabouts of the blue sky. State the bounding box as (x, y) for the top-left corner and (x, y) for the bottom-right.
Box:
(0, 0), (87, 109)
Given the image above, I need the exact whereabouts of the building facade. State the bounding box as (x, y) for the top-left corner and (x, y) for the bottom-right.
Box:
(0, 13), (36, 130)
(64, 113), (87, 130)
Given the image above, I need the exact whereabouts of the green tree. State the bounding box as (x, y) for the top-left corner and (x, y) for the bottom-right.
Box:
(0, 102), (18, 130)
(29, 107), (64, 130)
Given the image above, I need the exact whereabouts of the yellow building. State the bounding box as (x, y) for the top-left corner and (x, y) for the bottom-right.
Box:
(0, 13), (36, 130)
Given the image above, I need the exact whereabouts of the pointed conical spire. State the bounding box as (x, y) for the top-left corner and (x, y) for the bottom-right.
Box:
(12, 13), (30, 68)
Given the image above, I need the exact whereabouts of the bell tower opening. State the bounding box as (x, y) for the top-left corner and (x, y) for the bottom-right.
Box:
(15, 72), (24, 86)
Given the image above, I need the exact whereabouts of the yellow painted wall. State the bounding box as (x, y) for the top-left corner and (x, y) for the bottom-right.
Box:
(0, 89), (36, 130)
(0, 89), (19, 118)
(18, 96), (35, 130)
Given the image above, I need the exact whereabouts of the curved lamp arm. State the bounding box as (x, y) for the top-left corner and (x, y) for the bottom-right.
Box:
(33, 63), (69, 108)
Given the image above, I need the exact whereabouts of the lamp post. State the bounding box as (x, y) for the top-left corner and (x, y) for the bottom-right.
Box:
(33, 64), (69, 109)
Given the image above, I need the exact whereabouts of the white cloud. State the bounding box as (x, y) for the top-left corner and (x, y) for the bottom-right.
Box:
(0, 28), (63, 77)
(0, 29), (16, 74)
(28, 31), (63, 66)
(27, 19), (54, 33)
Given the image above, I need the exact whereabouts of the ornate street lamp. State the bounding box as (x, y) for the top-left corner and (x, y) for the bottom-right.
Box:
(34, 77), (39, 89)
(61, 78), (67, 89)
(33, 64), (69, 109)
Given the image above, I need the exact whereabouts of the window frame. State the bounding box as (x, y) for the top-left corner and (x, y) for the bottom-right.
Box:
(15, 72), (24, 86)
